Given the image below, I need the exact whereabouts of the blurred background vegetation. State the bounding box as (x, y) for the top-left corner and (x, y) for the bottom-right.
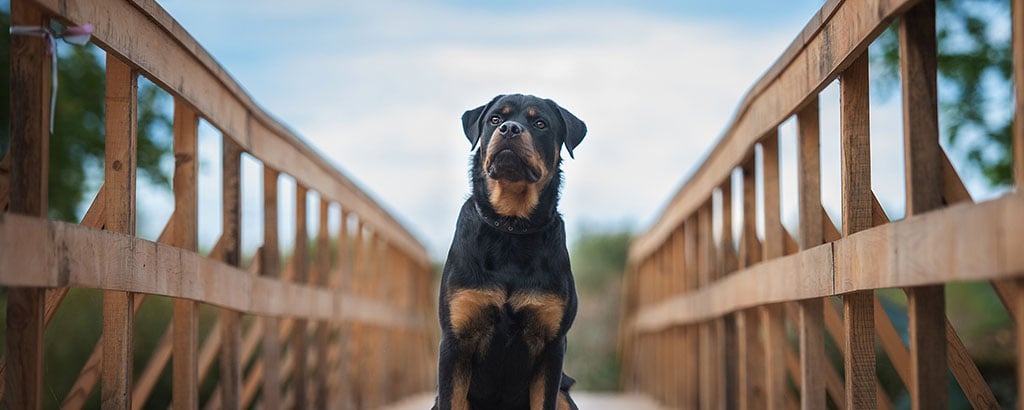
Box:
(0, 0), (1019, 407)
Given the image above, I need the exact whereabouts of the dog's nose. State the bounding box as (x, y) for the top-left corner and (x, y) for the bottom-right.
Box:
(498, 121), (523, 138)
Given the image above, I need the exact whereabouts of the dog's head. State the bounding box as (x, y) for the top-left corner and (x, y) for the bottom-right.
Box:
(462, 94), (586, 218)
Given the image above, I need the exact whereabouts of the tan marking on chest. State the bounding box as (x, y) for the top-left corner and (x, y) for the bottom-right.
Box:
(509, 292), (566, 355)
(448, 288), (505, 336)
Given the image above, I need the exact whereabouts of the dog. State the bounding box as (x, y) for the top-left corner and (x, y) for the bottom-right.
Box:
(433, 94), (586, 410)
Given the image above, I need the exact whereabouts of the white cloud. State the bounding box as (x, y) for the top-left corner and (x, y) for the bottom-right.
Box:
(159, 1), (802, 258)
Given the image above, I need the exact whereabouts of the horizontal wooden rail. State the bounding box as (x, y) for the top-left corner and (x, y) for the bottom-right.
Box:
(26, 0), (427, 266)
(621, 0), (1022, 408)
(0, 213), (428, 330)
(629, 0), (925, 263)
(3, 0), (438, 407)
(631, 192), (1024, 332)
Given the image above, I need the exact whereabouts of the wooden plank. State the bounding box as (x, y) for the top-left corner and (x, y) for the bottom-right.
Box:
(171, 98), (200, 410)
(292, 184), (310, 410)
(5, 1), (50, 408)
(842, 290), (875, 410)
(795, 97), (826, 410)
(632, 243), (833, 332)
(741, 160), (761, 267)
(629, 0), (929, 264)
(839, 52), (875, 410)
(759, 131), (786, 410)
(761, 132), (784, 260)
(23, 0), (429, 267)
(262, 167), (282, 410)
(798, 298), (825, 410)
(220, 137), (243, 410)
(101, 55), (138, 410)
(900, 4), (947, 408)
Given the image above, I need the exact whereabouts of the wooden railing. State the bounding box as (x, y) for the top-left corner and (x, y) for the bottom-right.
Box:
(1, 0), (437, 409)
(621, 0), (1024, 409)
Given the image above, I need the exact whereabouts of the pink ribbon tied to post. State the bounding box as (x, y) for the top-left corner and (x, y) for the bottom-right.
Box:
(9, 23), (94, 133)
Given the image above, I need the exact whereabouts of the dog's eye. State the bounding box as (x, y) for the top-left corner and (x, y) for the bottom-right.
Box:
(489, 116), (501, 126)
(534, 120), (546, 129)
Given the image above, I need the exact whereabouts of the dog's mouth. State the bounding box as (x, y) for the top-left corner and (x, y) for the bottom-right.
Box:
(487, 149), (541, 183)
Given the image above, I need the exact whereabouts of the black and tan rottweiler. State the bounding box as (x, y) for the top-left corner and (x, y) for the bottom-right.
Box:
(433, 94), (586, 410)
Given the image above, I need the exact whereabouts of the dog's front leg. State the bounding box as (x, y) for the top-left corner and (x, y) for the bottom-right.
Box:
(530, 338), (572, 410)
(435, 335), (472, 410)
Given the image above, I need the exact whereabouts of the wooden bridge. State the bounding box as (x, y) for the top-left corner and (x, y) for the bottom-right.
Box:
(1, 0), (1022, 409)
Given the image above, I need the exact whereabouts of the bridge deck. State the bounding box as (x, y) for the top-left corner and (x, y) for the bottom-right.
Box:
(381, 392), (664, 410)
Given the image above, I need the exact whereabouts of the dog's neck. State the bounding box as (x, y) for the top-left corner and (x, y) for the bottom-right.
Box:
(471, 150), (561, 235)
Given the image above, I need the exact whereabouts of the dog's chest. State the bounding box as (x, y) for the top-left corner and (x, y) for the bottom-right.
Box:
(447, 288), (564, 356)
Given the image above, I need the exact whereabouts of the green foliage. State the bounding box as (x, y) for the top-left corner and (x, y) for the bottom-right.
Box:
(570, 228), (631, 291)
(0, 12), (173, 222)
(871, 0), (1012, 187)
(46, 45), (173, 222)
(565, 228), (632, 391)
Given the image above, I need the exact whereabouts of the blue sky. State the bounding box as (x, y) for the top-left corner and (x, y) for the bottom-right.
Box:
(149, 0), (826, 257)
(147, 0), (1004, 259)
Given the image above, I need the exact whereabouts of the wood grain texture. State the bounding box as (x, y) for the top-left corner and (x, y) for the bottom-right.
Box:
(171, 98), (200, 410)
(292, 184), (309, 410)
(798, 299), (825, 410)
(629, 0), (928, 263)
(219, 137), (243, 410)
(102, 55), (138, 410)
(5, 2), (50, 408)
(899, 4), (947, 408)
(843, 290), (875, 410)
(25, 0), (429, 266)
(262, 167), (282, 409)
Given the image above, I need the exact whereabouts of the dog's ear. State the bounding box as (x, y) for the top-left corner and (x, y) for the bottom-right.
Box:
(462, 95), (504, 149)
(555, 104), (587, 159)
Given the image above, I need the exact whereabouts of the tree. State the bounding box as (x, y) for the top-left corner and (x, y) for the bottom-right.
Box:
(1, 12), (173, 221)
(872, 0), (1013, 186)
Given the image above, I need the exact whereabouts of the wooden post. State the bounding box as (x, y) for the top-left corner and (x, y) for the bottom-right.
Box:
(293, 184), (309, 410)
(760, 133), (787, 410)
(840, 53), (876, 410)
(899, 3), (947, 409)
(796, 98), (826, 410)
(683, 217), (700, 409)
(262, 167), (282, 409)
(698, 204), (720, 410)
(5, 2), (51, 408)
(219, 137), (243, 409)
(171, 99), (200, 410)
(315, 198), (330, 409)
(101, 55), (138, 410)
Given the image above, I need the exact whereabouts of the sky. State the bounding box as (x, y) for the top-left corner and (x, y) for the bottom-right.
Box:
(147, 0), (1003, 259)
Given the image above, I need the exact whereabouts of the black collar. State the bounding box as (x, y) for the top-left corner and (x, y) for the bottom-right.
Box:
(474, 202), (555, 235)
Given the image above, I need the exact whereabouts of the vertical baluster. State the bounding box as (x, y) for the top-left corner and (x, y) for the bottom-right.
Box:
(314, 199), (330, 409)
(760, 132), (787, 410)
(797, 98), (826, 410)
(101, 55), (138, 410)
(219, 137), (243, 409)
(171, 99), (199, 409)
(840, 53), (876, 410)
(293, 184), (309, 409)
(899, 3), (947, 409)
(262, 167), (282, 408)
(5, 1), (51, 408)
